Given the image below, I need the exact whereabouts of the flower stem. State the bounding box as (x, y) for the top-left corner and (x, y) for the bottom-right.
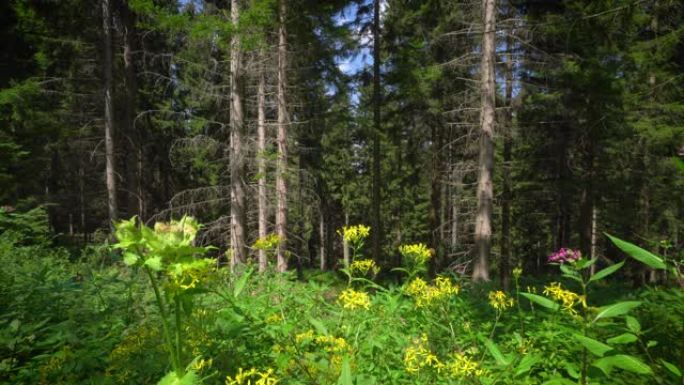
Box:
(145, 267), (180, 375)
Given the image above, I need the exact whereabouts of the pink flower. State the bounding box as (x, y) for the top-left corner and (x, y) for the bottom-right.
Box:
(548, 248), (581, 264)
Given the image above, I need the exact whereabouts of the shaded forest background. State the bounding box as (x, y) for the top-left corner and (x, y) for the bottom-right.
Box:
(1, 0), (683, 283)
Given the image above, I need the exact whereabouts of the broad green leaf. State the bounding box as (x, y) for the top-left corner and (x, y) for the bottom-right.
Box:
(144, 256), (163, 271)
(660, 359), (682, 377)
(605, 234), (666, 269)
(593, 354), (652, 375)
(157, 370), (199, 385)
(606, 333), (637, 344)
(593, 301), (641, 322)
(588, 261), (624, 283)
(483, 337), (510, 366)
(573, 334), (613, 357)
(672, 156), (684, 173)
(625, 316), (641, 334)
(308, 317), (328, 335)
(515, 354), (541, 377)
(123, 252), (140, 266)
(520, 292), (560, 310)
(575, 257), (597, 269)
(233, 268), (252, 298)
(337, 357), (353, 385)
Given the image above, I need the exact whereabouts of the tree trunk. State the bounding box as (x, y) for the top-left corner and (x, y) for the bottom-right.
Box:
(473, 0), (496, 282)
(319, 207), (326, 270)
(102, 0), (118, 228)
(371, 0), (382, 262)
(257, 49), (268, 273)
(230, 0), (247, 269)
(120, 0), (140, 220)
(275, 0), (289, 272)
(500, 32), (513, 290)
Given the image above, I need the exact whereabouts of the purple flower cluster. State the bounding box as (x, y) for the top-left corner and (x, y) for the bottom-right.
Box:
(548, 248), (581, 264)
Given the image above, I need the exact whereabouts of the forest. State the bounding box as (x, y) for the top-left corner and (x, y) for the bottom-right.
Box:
(1, 0), (684, 384)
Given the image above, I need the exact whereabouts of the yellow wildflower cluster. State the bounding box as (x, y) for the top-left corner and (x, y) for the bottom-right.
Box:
(403, 334), (484, 379)
(338, 288), (371, 310)
(106, 325), (161, 382)
(291, 330), (353, 378)
(226, 367), (278, 385)
(543, 282), (587, 315)
(445, 352), (485, 378)
(338, 224), (371, 244)
(192, 357), (213, 371)
(252, 233), (281, 251)
(166, 259), (214, 292)
(404, 334), (441, 373)
(488, 290), (514, 311)
(265, 313), (283, 324)
(405, 276), (460, 307)
(349, 259), (380, 277)
(398, 243), (432, 266)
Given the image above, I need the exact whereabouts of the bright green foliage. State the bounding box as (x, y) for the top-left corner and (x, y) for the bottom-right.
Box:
(113, 216), (214, 384)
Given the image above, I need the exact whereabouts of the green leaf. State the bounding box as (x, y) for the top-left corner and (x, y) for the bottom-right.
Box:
(588, 261), (624, 283)
(123, 252), (140, 266)
(625, 316), (641, 334)
(157, 370), (199, 385)
(573, 334), (613, 357)
(482, 337), (510, 366)
(606, 333), (637, 344)
(520, 292), (560, 310)
(660, 359), (682, 377)
(308, 317), (328, 336)
(145, 256), (163, 271)
(337, 357), (353, 385)
(233, 268), (252, 298)
(592, 354), (652, 375)
(515, 354), (541, 377)
(593, 301), (641, 322)
(605, 234), (666, 269)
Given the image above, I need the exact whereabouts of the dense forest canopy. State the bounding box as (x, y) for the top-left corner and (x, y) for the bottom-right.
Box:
(1, 0), (684, 384)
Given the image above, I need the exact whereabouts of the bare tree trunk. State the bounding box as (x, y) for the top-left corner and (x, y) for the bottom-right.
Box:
(230, 0), (247, 269)
(500, 30), (513, 290)
(275, 0), (289, 272)
(473, 0), (496, 282)
(120, 0), (141, 220)
(102, 0), (118, 228)
(257, 49), (268, 273)
(343, 212), (350, 267)
(319, 204), (326, 270)
(590, 206), (598, 275)
(371, 0), (382, 263)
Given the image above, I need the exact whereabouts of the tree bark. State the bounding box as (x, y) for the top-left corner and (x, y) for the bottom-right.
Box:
(119, 0), (142, 220)
(102, 0), (118, 228)
(230, 0), (247, 269)
(473, 0), (496, 282)
(500, 29), (514, 290)
(371, 0), (382, 263)
(257, 49), (268, 273)
(319, 204), (326, 270)
(275, 0), (289, 272)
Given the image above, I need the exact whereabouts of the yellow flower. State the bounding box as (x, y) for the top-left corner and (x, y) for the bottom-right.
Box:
(512, 267), (523, 279)
(398, 243), (432, 267)
(446, 352), (485, 378)
(406, 276), (460, 307)
(543, 282), (586, 315)
(404, 334), (444, 374)
(337, 288), (371, 310)
(338, 225), (371, 244)
(488, 290), (514, 311)
(226, 367), (279, 385)
(265, 313), (283, 324)
(349, 259), (380, 277)
(192, 358), (213, 371)
(253, 234), (281, 251)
